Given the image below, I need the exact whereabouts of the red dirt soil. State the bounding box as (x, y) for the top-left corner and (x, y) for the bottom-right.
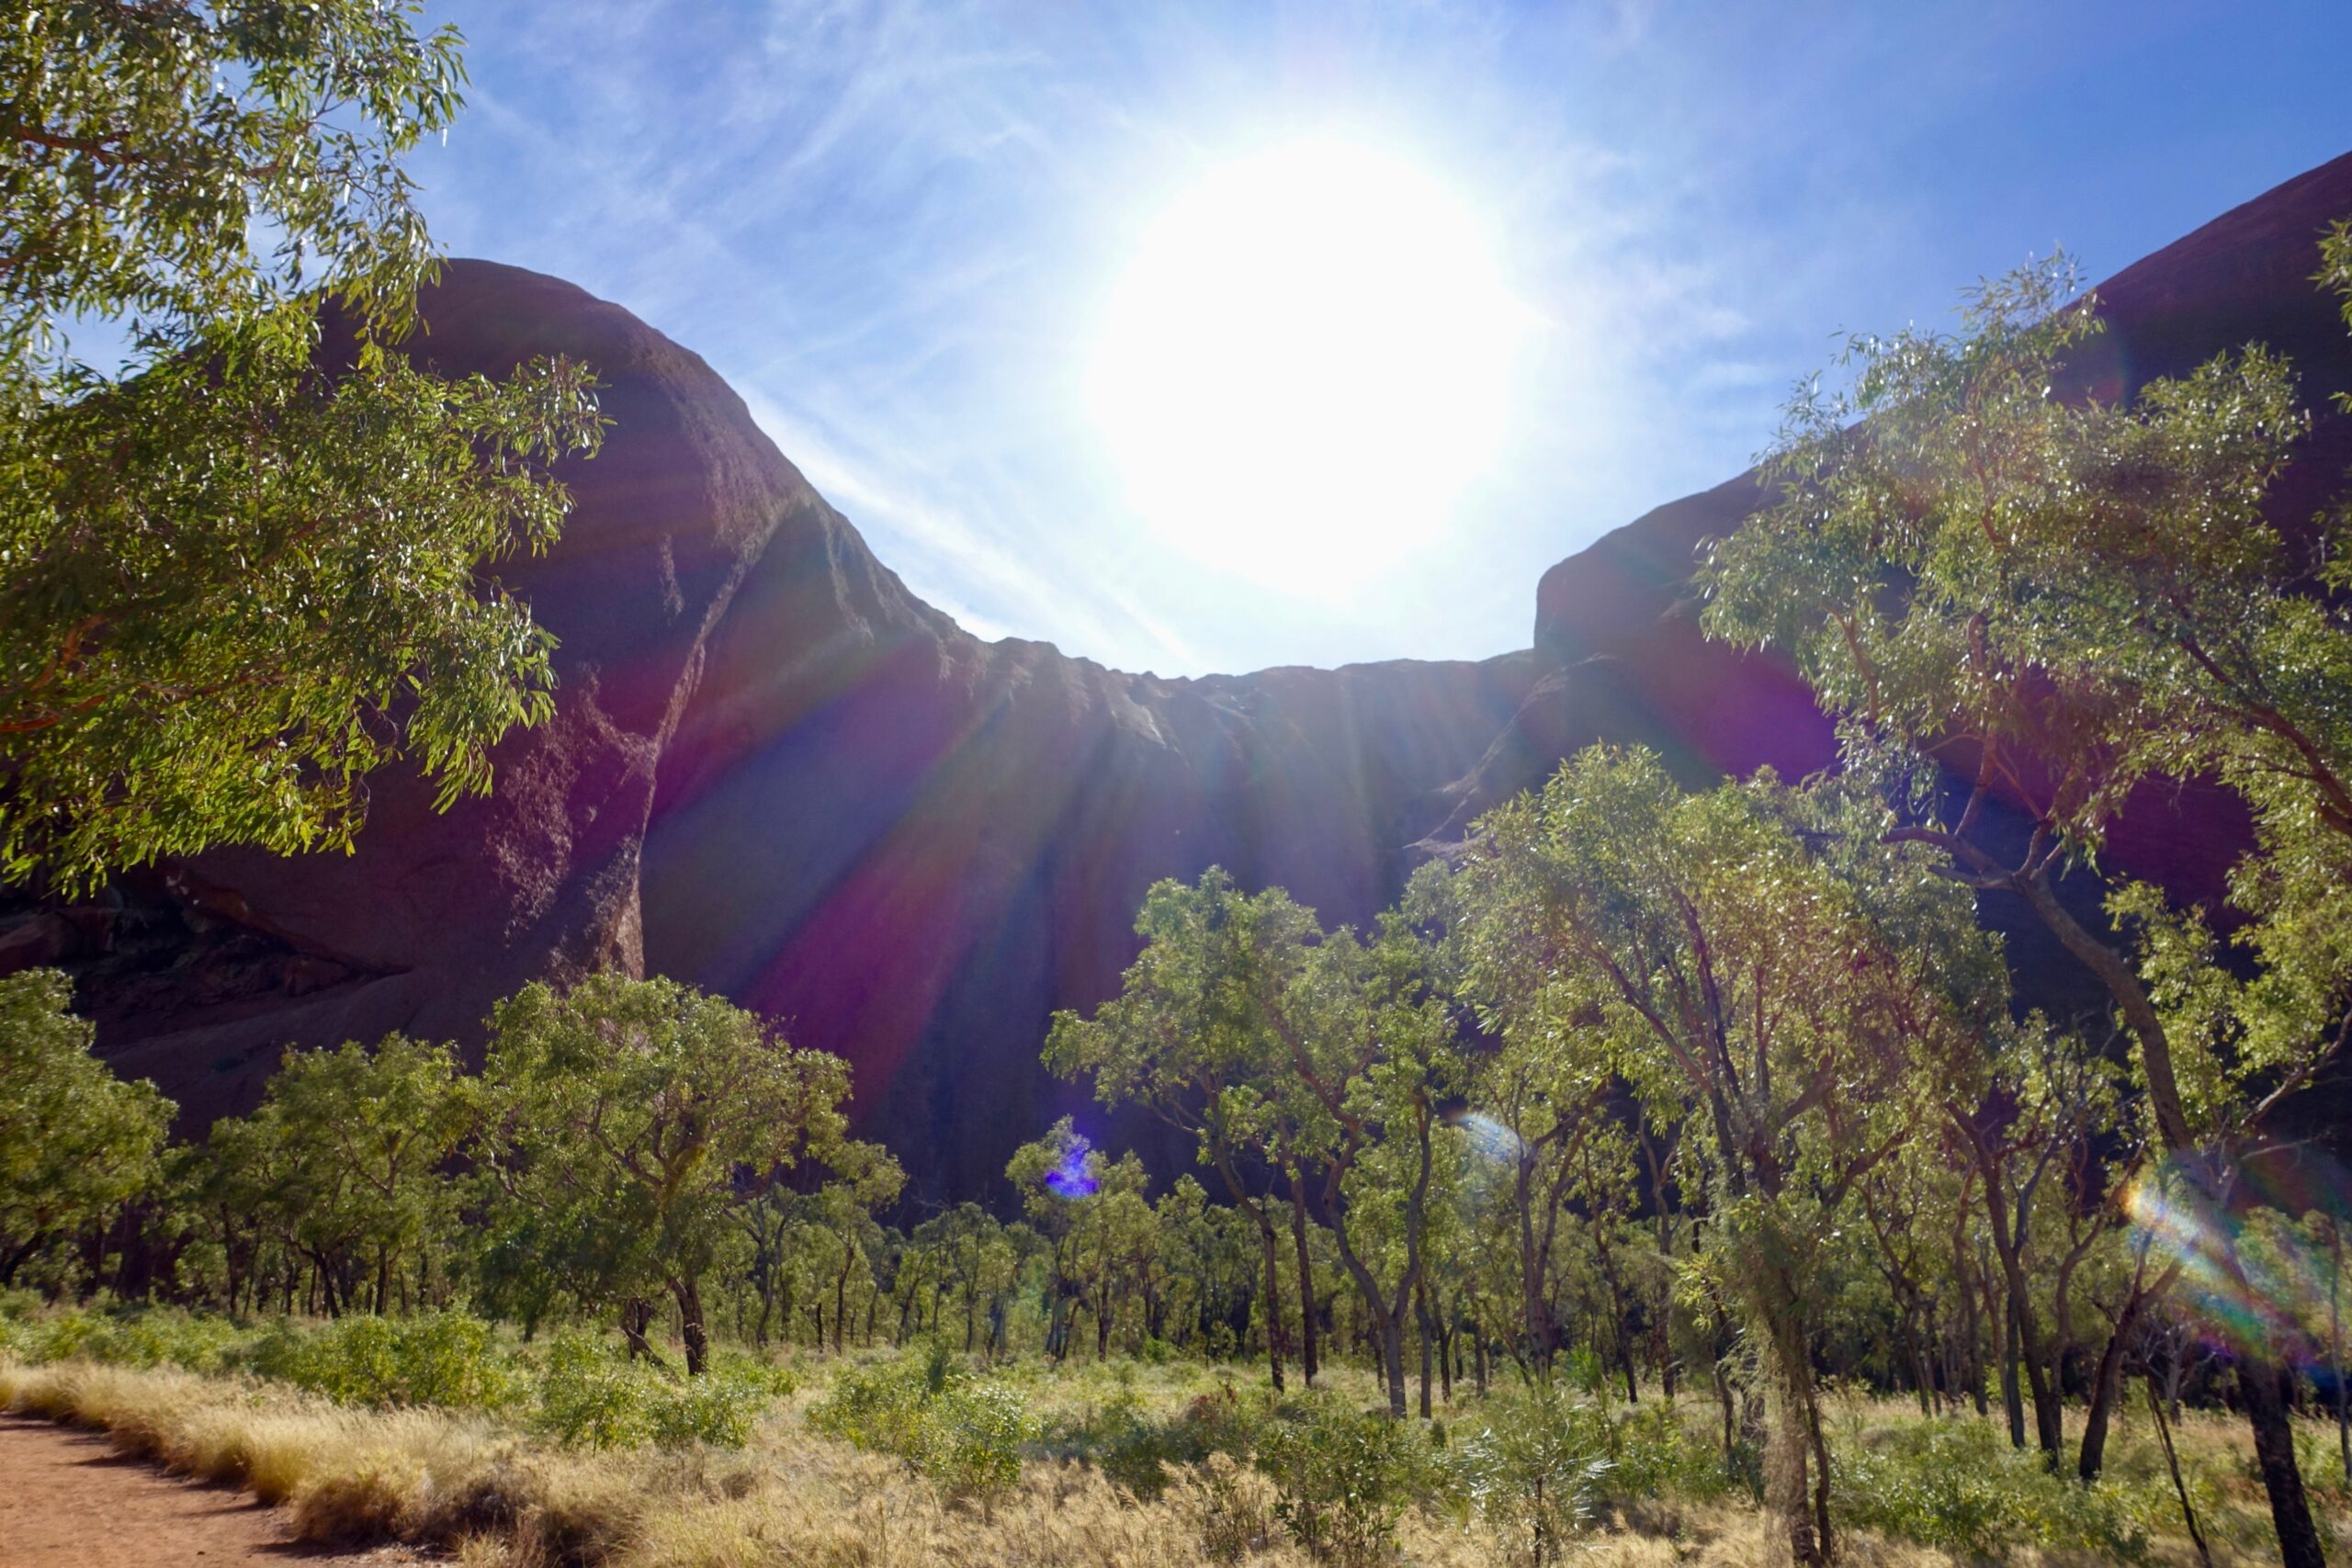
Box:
(0, 1416), (423, 1567)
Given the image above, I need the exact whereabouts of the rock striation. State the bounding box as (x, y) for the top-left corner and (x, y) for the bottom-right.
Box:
(18, 151), (2352, 1196)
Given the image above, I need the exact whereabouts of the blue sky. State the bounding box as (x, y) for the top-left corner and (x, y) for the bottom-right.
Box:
(413, 1), (2352, 678)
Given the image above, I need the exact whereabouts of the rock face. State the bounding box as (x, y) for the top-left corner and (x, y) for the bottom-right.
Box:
(29, 151), (2352, 1196)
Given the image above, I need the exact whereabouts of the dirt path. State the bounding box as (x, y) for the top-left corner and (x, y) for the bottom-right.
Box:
(0, 1415), (424, 1566)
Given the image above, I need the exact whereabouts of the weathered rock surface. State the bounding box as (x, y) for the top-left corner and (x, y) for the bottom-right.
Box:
(40, 151), (2352, 1196)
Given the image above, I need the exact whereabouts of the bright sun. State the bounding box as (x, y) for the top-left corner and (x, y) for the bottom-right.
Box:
(1091, 139), (1528, 588)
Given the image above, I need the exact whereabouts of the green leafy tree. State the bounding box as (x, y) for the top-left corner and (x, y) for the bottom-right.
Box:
(478, 973), (855, 1375)
(1, 0), (603, 888)
(1411, 855), (1615, 1376)
(198, 1033), (474, 1315)
(0, 967), (172, 1285)
(1698, 253), (2349, 1562)
(800, 1141), (907, 1352)
(1445, 750), (1998, 1566)
(1045, 870), (1319, 1389)
(1048, 871), (1467, 1415)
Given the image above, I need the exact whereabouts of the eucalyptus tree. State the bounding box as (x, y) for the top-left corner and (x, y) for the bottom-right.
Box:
(1276, 911), (1468, 1419)
(1045, 869), (1320, 1388)
(1945, 1020), (2150, 1475)
(1004, 1116), (1109, 1360)
(205, 1032), (475, 1314)
(1699, 254), (2350, 1562)
(1448, 748), (1999, 1566)
(0, 1), (603, 889)
(478, 974), (856, 1375)
(1047, 871), (1467, 1414)
(0, 968), (172, 1288)
(1412, 858), (1614, 1375)
(798, 1141), (907, 1352)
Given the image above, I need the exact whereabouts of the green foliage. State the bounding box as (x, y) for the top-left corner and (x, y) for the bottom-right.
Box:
(1455, 1388), (1729, 1565)
(0, 0), (604, 888)
(1833, 1418), (2162, 1562)
(192, 1033), (474, 1317)
(0, 1303), (242, 1373)
(1254, 1399), (1434, 1565)
(531, 1330), (787, 1450)
(2, 0), (463, 351)
(807, 1346), (1035, 1505)
(1697, 251), (2352, 1154)
(1036, 1373), (1260, 1497)
(0, 970), (173, 1285)
(241, 1309), (517, 1411)
(807, 1350), (934, 1458)
(532, 1329), (658, 1449)
(1455, 1386), (1613, 1564)
(922, 1379), (1035, 1504)
(478, 974), (856, 1373)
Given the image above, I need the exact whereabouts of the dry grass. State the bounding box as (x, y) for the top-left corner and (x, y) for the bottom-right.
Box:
(6, 1356), (2341, 1568)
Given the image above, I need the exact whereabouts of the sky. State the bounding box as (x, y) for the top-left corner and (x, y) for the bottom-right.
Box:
(413, 1), (2352, 679)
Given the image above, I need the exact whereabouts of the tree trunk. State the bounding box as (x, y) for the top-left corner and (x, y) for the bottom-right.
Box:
(619, 1296), (665, 1366)
(2244, 1357), (2328, 1568)
(2011, 863), (2325, 1558)
(2000, 1289), (2025, 1450)
(1415, 1272), (1435, 1418)
(1251, 1206), (1288, 1393)
(2078, 1278), (2152, 1481)
(1762, 1304), (1831, 1568)
(671, 1276), (709, 1376)
(2143, 1371), (2217, 1568)
(1290, 1177), (1319, 1386)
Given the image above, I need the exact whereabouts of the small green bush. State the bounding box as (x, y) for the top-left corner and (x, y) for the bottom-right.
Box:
(1833, 1418), (2160, 1563)
(535, 1330), (655, 1449)
(239, 1311), (518, 1411)
(808, 1351), (934, 1458)
(1456, 1387), (1614, 1566)
(0, 1304), (249, 1373)
(649, 1359), (786, 1449)
(530, 1332), (783, 1450)
(808, 1346), (1034, 1506)
(922, 1379), (1034, 1506)
(1255, 1400), (1431, 1566)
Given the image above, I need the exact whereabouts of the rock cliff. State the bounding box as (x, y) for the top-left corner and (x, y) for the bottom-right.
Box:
(20, 151), (2352, 1196)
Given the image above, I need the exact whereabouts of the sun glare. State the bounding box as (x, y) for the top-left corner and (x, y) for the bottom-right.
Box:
(1091, 139), (1529, 588)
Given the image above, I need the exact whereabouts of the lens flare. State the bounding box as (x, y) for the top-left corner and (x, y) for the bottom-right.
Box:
(2125, 1152), (2350, 1370)
(1454, 1110), (1527, 1164)
(1045, 1148), (1099, 1200)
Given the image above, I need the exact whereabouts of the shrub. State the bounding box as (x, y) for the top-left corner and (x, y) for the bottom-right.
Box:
(533, 1330), (654, 1450)
(241, 1312), (517, 1411)
(1456, 1386), (1614, 1566)
(646, 1359), (782, 1449)
(529, 1331), (781, 1450)
(921, 1379), (1033, 1506)
(1832, 1417), (2160, 1563)
(808, 1345), (1034, 1506)
(0, 1304), (249, 1373)
(807, 1351), (933, 1458)
(1254, 1400), (1431, 1565)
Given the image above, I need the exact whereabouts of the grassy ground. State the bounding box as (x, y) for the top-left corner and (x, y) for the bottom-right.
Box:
(2, 1339), (2344, 1567)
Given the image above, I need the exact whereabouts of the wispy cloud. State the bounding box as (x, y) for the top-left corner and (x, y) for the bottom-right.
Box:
(421, 0), (2352, 676)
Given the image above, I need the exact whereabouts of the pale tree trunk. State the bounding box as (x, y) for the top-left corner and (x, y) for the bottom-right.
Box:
(1758, 1272), (1833, 1568)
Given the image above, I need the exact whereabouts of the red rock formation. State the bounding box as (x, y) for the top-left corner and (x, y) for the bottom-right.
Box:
(30, 151), (2352, 1195)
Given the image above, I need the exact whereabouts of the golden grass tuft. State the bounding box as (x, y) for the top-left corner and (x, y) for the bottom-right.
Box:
(6, 1355), (2342, 1568)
